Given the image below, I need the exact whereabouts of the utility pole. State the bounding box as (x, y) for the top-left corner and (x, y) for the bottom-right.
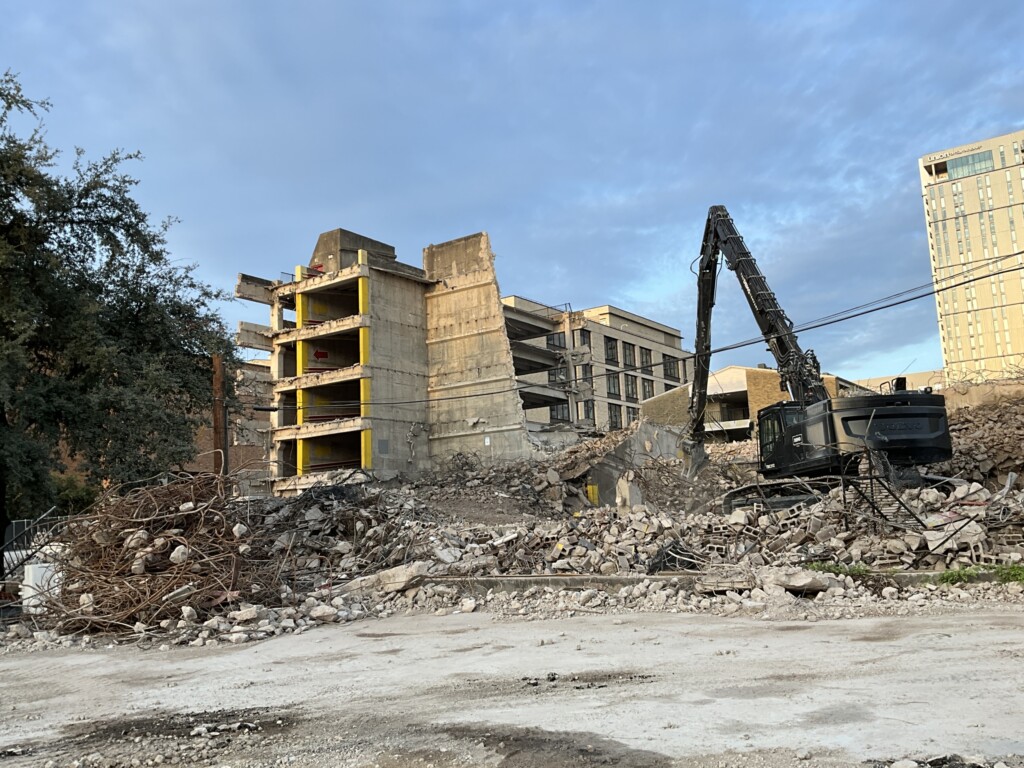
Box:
(212, 354), (228, 475)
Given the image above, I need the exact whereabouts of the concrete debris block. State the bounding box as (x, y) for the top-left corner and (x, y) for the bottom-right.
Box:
(124, 529), (149, 550)
(229, 606), (260, 623)
(377, 561), (431, 593)
(890, 761), (919, 768)
(882, 586), (899, 599)
(758, 567), (837, 595)
(309, 605), (338, 622)
(181, 606), (198, 622)
(459, 598), (477, 613)
(232, 523), (249, 539)
(168, 545), (190, 565)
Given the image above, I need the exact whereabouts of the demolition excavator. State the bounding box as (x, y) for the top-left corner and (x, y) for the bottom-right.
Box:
(685, 205), (952, 483)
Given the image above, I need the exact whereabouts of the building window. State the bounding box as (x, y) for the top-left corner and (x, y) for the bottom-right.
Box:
(624, 374), (638, 403)
(604, 337), (619, 365)
(663, 355), (680, 381)
(578, 399), (595, 421)
(626, 406), (639, 424)
(948, 150), (994, 180)
(641, 378), (654, 400)
(547, 365), (567, 385)
(639, 347), (653, 374)
(608, 404), (622, 430)
(550, 402), (570, 423)
(578, 363), (594, 383)
(623, 342), (636, 368)
(607, 373), (620, 399)
(664, 383), (677, 393)
(575, 328), (592, 348)
(547, 331), (566, 350)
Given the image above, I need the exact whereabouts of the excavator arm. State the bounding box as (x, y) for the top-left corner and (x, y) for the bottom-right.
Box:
(686, 206), (829, 472)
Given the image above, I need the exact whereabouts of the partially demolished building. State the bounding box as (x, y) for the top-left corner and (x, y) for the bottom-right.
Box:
(237, 229), (693, 495)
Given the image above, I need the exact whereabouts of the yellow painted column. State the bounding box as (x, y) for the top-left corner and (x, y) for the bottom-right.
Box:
(357, 250), (372, 470)
(294, 265), (307, 475)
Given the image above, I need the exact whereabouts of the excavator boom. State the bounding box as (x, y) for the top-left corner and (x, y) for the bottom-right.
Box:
(685, 205), (951, 479)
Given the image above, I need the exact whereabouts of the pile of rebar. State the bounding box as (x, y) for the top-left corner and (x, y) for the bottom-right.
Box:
(46, 473), (277, 633)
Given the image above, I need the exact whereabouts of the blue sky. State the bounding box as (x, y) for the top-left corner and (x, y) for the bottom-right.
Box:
(5, 2), (1023, 379)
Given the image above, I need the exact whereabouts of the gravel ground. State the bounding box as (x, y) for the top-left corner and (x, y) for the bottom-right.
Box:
(1, 605), (1023, 767)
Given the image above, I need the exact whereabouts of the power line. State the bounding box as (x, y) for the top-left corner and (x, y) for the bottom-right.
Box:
(246, 247), (1024, 411)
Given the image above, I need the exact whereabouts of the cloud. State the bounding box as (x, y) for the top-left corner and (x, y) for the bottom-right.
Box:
(3, 0), (1023, 379)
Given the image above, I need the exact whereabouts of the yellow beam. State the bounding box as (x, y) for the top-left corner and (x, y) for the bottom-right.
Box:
(361, 429), (373, 470)
(359, 326), (370, 367)
(295, 266), (308, 475)
(358, 277), (369, 316)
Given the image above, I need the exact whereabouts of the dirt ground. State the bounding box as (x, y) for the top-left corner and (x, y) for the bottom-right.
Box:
(2, 608), (1023, 768)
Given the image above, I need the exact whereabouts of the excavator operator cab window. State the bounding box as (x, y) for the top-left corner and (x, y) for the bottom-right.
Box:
(758, 410), (782, 462)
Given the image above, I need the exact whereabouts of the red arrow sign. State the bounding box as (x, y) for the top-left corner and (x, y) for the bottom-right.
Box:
(313, 349), (329, 360)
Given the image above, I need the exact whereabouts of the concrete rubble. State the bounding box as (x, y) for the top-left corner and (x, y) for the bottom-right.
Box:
(4, 401), (1024, 651)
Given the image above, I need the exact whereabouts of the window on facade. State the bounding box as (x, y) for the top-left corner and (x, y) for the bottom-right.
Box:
(607, 373), (621, 399)
(608, 404), (622, 430)
(604, 337), (619, 365)
(639, 347), (652, 374)
(626, 406), (639, 424)
(624, 374), (638, 403)
(578, 399), (595, 421)
(641, 378), (654, 400)
(623, 342), (636, 368)
(575, 328), (592, 348)
(664, 383), (677, 393)
(663, 355), (680, 381)
(547, 365), (567, 385)
(948, 150), (994, 180)
(546, 331), (567, 350)
(549, 402), (570, 423)
(577, 363), (594, 384)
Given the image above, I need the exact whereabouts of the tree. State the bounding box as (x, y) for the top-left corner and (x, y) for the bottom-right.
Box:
(0, 72), (235, 536)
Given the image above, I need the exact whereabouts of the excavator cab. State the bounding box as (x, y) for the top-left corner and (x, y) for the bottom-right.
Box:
(756, 402), (829, 479)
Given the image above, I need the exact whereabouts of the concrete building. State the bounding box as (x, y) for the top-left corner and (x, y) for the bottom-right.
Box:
(641, 364), (868, 441)
(854, 370), (945, 393)
(502, 297), (693, 432)
(237, 229), (692, 494)
(920, 130), (1024, 383)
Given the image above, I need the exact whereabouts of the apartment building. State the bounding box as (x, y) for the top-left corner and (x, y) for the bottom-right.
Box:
(503, 298), (692, 431)
(920, 129), (1024, 382)
(238, 229), (692, 494)
(641, 365), (869, 442)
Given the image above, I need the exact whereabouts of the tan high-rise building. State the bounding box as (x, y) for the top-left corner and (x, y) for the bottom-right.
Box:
(920, 130), (1024, 382)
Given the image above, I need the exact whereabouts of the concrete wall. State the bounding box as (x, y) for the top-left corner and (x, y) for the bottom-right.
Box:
(423, 233), (533, 464)
(942, 378), (1024, 412)
(641, 366), (845, 432)
(640, 386), (690, 427)
(367, 268), (430, 473)
(309, 229), (396, 272)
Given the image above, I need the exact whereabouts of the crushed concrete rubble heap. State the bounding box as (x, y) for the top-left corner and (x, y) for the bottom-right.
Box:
(932, 400), (1024, 486)
(7, 403), (1024, 647)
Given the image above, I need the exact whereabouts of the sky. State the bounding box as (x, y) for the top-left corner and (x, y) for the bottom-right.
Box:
(4, 2), (1023, 379)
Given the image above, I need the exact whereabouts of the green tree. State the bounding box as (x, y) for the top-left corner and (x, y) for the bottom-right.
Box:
(0, 72), (235, 537)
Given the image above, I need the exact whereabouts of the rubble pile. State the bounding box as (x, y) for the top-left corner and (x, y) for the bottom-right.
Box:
(411, 452), (591, 518)
(5, 401), (1024, 649)
(933, 401), (1024, 486)
(669, 480), (1024, 572)
(45, 474), (280, 633)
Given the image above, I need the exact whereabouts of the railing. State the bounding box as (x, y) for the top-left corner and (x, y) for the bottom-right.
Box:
(1, 506), (66, 582)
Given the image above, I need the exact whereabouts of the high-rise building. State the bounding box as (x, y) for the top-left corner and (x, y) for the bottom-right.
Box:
(919, 130), (1024, 382)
